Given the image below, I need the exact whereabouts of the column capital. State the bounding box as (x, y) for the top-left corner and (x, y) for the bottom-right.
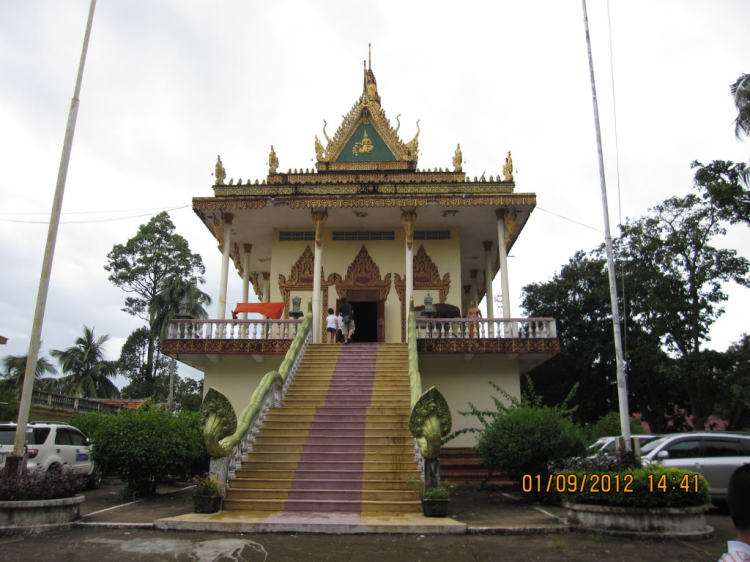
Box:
(463, 285), (471, 294)
(311, 209), (328, 248)
(495, 208), (506, 220)
(469, 269), (478, 279)
(243, 243), (253, 253)
(400, 210), (418, 251)
(262, 271), (270, 280)
(482, 240), (493, 251)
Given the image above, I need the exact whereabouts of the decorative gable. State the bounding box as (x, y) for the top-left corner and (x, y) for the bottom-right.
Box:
(315, 64), (419, 171)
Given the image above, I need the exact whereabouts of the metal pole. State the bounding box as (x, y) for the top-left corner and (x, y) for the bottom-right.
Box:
(581, 0), (631, 447)
(8, 0), (97, 471)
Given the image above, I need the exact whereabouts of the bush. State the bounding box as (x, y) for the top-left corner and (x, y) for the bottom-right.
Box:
(69, 411), (111, 442)
(87, 409), (208, 499)
(0, 468), (87, 501)
(558, 466), (711, 508)
(476, 404), (587, 489)
(584, 412), (645, 445)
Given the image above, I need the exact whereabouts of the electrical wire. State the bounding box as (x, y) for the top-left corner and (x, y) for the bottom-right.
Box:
(535, 206), (604, 233)
(0, 205), (190, 225)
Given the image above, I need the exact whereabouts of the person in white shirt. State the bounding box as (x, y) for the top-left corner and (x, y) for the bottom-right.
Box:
(336, 313), (344, 344)
(719, 464), (750, 562)
(325, 308), (338, 344)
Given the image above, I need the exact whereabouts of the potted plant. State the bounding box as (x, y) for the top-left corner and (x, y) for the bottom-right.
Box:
(192, 473), (222, 514)
(421, 483), (450, 517)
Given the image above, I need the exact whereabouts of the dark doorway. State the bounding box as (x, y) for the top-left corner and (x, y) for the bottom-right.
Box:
(348, 301), (378, 343)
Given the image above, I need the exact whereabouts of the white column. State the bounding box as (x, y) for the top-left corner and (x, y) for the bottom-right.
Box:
(311, 210), (328, 344)
(469, 269), (479, 306)
(262, 273), (270, 303)
(401, 210), (417, 310)
(216, 214), (233, 320)
(496, 209), (512, 320)
(241, 244), (251, 320)
(483, 240), (494, 318)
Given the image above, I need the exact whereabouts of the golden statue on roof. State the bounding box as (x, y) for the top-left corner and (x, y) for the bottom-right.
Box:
(503, 151), (514, 182)
(453, 144), (463, 172)
(214, 155), (226, 185)
(268, 145), (279, 174)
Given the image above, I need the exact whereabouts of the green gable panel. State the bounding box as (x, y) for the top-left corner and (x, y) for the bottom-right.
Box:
(336, 123), (396, 162)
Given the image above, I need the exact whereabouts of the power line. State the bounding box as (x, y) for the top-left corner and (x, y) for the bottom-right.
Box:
(0, 205), (190, 225)
(0, 204), (191, 216)
(535, 206), (604, 233)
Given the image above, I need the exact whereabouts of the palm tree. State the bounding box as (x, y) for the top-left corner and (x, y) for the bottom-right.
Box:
(1, 351), (58, 391)
(148, 275), (211, 409)
(731, 73), (750, 140)
(50, 326), (120, 398)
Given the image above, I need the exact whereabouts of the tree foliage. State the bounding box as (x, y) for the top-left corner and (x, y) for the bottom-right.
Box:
(77, 409), (208, 499)
(522, 182), (749, 431)
(692, 160), (749, 226)
(50, 326), (119, 399)
(105, 213), (206, 395)
(731, 73), (750, 141)
(1, 351), (58, 391)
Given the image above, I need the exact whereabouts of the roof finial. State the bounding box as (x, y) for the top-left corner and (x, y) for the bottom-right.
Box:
(368, 43), (372, 70)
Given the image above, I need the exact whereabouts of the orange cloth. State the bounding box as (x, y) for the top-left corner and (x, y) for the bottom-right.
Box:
(232, 303), (285, 320)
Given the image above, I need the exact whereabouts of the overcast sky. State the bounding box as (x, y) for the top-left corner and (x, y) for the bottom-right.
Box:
(1, 1), (748, 388)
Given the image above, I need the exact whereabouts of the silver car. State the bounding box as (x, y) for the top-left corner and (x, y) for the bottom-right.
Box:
(640, 432), (750, 499)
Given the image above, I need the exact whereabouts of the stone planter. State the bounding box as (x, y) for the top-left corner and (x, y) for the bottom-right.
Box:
(193, 494), (222, 514)
(421, 498), (449, 518)
(563, 501), (713, 539)
(0, 495), (84, 534)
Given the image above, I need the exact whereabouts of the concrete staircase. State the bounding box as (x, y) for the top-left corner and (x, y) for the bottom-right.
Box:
(223, 343), (422, 513)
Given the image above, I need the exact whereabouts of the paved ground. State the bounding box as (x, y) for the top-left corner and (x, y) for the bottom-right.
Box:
(0, 480), (738, 561)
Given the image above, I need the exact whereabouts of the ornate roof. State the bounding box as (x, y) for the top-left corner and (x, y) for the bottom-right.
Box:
(314, 62), (419, 172)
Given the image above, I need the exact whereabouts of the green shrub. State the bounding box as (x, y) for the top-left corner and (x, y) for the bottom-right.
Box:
(476, 404), (587, 488)
(69, 411), (111, 441)
(88, 409), (208, 499)
(558, 466), (711, 508)
(584, 412), (645, 445)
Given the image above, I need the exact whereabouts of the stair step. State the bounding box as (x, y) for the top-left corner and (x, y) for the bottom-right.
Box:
(261, 421), (409, 430)
(222, 498), (421, 513)
(234, 468), (419, 481)
(244, 451), (416, 462)
(226, 488), (420, 502)
(230, 478), (420, 491)
(240, 459), (418, 471)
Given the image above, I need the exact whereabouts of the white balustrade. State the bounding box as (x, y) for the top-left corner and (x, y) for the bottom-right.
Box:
(166, 319), (302, 341)
(415, 318), (557, 340)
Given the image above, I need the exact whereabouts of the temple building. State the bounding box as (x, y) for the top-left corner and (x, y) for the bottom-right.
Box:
(162, 59), (560, 514)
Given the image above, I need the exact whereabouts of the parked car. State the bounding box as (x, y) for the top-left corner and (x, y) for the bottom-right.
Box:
(640, 432), (750, 500)
(587, 435), (661, 458)
(0, 421), (101, 489)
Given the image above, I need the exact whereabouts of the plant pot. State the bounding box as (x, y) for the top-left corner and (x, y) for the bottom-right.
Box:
(192, 494), (222, 514)
(0, 495), (84, 534)
(563, 502), (713, 538)
(421, 498), (449, 517)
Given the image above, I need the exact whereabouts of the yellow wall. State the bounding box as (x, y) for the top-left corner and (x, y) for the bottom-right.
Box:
(203, 355), (285, 417)
(270, 227), (462, 342)
(419, 354), (521, 448)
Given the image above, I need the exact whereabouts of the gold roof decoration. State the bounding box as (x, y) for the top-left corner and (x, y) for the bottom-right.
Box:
(315, 51), (419, 171)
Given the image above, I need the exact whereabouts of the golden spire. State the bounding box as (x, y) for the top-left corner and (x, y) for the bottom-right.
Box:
(363, 44), (380, 104)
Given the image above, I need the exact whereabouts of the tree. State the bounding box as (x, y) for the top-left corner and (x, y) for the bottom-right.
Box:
(731, 73), (750, 141)
(617, 193), (750, 429)
(692, 160), (749, 226)
(521, 251), (687, 431)
(105, 212), (205, 395)
(148, 274), (211, 407)
(1, 351), (58, 391)
(50, 326), (120, 399)
(117, 327), (169, 399)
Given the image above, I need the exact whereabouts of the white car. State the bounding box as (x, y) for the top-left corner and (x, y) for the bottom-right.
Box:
(587, 435), (661, 458)
(640, 432), (750, 500)
(0, 421), (101, 489)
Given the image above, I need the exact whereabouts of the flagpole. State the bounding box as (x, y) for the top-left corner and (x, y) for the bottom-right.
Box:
(581, 0), (631, 450)
(8, 0), (98, 475)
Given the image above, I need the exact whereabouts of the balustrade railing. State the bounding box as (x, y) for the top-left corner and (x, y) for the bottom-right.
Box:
(415, 318), (557, 339)
(166, 319), (302, 340)
(30, 389), (123, 414)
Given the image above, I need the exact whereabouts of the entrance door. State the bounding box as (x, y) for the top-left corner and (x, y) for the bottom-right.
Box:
(337, 293), (385, 342)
